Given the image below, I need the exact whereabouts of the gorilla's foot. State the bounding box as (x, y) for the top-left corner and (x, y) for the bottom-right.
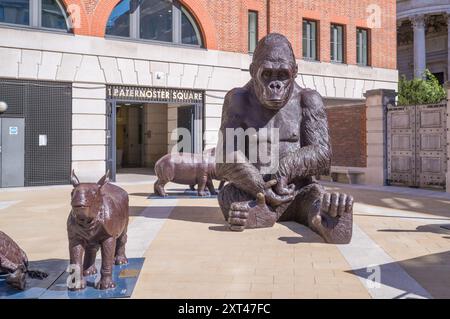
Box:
(228, 193), (277, 231)
(309, 192), (354, 244)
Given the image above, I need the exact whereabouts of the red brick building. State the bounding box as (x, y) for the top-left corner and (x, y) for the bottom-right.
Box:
(0, 0), (398, 187)
(56, 0), (397, 69)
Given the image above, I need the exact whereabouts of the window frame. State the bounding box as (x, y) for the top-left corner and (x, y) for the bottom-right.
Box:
(356, 27), (371, 67)
(106, 0), (204, 48)
(248, 10), (258, 54)
(181, 6), (202, 46)
(330, 23), (345, 64)
(0, 0), (71, 32)
(302, 19), (319, 61)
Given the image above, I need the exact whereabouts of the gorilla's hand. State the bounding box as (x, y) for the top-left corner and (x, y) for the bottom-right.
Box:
(263, 179), (294, 207)
(272, 175), (296, 196)
(310, 192), (354, 244)
(228, 193), (277, 231)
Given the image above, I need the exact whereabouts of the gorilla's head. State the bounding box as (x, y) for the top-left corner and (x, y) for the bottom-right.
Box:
(250, 33), (298, 110)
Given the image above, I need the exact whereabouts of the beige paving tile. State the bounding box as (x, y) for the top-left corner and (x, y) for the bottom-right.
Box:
(224, 292), (272, 299)
(4, 181), (450, 299)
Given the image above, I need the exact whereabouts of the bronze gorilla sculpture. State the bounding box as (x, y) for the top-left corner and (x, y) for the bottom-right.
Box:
(216, 33), (353, 244)
(67, 170), (129, 290)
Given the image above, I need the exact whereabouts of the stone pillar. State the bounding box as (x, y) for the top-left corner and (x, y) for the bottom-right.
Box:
(445, 82), (450, 193)
(72, 83), (107, 182)
(446, 13), (450, 81)
(411, 14), (427, 78)
(364, 89), (397, 186)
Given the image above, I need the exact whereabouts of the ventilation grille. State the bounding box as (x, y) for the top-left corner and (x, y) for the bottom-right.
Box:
(0, 79), (72, 186)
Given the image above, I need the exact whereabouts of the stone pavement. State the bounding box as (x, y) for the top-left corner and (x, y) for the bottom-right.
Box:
(1, 179), (450, 299)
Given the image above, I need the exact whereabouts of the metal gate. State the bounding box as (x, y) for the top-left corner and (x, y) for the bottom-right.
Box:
(387, 102), (447, 189)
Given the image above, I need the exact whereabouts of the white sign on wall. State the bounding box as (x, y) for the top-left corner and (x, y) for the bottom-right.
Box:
(39, 135), (48, 146)
(9, 126), (18, 135)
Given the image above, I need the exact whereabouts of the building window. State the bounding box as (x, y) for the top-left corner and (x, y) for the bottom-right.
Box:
(330, 24), (344, 63)
(0, 0), (69, 31)
(181, 7), (201, 45)
(0, 0), (29, 25)
(106, 0), (204, 47)
(140, 0), (173, 42)
(356, 28), (369, 66)
(302, 19), (317, 60)
(41, 0), (68, 30)
(248, 11), (258, 53)
(105, 0), (130, 37)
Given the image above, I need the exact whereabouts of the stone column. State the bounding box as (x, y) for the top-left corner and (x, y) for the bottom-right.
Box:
(446, 13), (450, 81)
(364, 89), (397, 186)
(445, 82), (450, 193)
(411, 14), (427, 78)
(72, 83), (108, 182)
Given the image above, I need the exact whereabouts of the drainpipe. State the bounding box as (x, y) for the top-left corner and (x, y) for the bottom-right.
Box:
(266, 0), (270, 34)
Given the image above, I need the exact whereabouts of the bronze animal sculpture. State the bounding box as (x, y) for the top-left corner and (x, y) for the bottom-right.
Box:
(189, 180), (225, 193)
(189, 148), (226, 192)
(0, 230), (48, 290)
(216, 33), (353, 244)
(67, 170), (129, 290)
(154, 150), (221, 197)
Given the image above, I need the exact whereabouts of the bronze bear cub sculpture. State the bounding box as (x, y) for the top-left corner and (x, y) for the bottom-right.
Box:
(67, 170), (129, 290)
(0, 230), (48, 290)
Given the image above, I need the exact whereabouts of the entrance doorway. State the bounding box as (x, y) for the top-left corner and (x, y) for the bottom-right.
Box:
(115, 102), (170, 177)
(116, 103), (144, 169)
(106, 85), (204, 182)
(108, 102), (200, 182)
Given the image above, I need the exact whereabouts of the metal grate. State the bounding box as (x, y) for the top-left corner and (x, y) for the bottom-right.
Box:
(0, 81), (26, 116)
(0, 79), (72, 186)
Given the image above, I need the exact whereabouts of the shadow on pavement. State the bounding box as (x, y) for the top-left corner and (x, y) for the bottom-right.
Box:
(130, 205), (226, 226)
(129, 204), (329, 244)
(378, 224), (450, 238)
(129, 193), (151, 197)
(349, 250), (450, 299)
(327, 184), (450, 219)
(277, 222), (325, 244)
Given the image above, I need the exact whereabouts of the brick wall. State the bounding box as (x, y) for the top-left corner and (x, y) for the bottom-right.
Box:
(60, 0), (397, 70)
(268, 0), (396, 68)
(327, 105), (367, 168)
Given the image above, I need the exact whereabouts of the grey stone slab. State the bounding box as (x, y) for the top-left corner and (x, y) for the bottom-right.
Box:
(338, 224), (432, 299)
(39, 258), (145, 299)
(0, 259), (67, 299)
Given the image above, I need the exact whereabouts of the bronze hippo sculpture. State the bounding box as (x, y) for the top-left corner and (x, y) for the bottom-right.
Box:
(0, 230), (48, 290)
(67, 170), (129, 290)
(154, 149), (223, 197)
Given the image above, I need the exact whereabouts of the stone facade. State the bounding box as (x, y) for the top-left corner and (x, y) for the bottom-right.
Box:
(0, 0), (398, 183)
(397, 0), (450, 81)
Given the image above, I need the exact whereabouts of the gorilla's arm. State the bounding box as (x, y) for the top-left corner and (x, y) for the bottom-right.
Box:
(215, 90), (266, 198)
(276, 89), (331, 183)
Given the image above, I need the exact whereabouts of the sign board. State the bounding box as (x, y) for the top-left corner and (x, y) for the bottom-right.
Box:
(39, 135), (47, 146)
(9, 126), (18, 135)
(107, 85), (204, 104)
